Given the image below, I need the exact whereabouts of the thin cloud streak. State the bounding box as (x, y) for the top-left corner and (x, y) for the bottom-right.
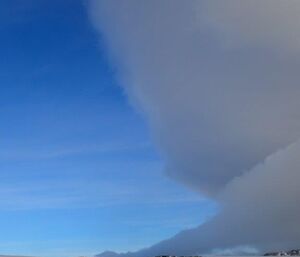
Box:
(0, 141), (151, 161)
(0, 178), (204, 211)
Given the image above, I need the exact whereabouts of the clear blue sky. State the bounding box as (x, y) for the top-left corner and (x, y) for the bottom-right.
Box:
(0, 1), (216, 257)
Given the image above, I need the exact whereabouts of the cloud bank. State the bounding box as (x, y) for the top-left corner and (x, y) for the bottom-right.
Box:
(89, 0), (300, 255)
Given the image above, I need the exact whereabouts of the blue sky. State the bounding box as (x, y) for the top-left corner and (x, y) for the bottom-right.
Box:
(0, 1), (217, 257)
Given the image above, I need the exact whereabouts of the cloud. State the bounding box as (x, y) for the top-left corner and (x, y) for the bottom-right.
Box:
(89, 0), (300, 255)
(201, 0), (300, 53)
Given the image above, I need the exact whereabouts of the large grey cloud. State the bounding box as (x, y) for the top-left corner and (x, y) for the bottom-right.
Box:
(89, 0), (300, 255)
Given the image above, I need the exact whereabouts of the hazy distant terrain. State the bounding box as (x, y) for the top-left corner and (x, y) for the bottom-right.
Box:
(0, 255), (35, 257)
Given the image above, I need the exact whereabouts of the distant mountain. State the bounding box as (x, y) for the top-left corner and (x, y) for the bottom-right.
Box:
(96, 249), (300, 257)
(264, 249), (300, 256)
(95, 251), (120, 257)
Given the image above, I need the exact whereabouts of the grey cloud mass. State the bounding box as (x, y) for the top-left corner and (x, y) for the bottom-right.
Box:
(89, 0), (300, 255)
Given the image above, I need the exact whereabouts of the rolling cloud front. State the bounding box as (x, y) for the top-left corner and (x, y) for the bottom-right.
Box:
(89, 0), (300, 255)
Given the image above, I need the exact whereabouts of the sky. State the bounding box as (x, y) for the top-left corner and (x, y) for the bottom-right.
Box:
(0, 1), (216, 257)
(3, 1), (300, 257)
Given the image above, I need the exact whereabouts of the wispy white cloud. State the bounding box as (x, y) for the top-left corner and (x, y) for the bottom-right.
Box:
(0, 175), (204, 211)
(0, 141), (151, 161)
